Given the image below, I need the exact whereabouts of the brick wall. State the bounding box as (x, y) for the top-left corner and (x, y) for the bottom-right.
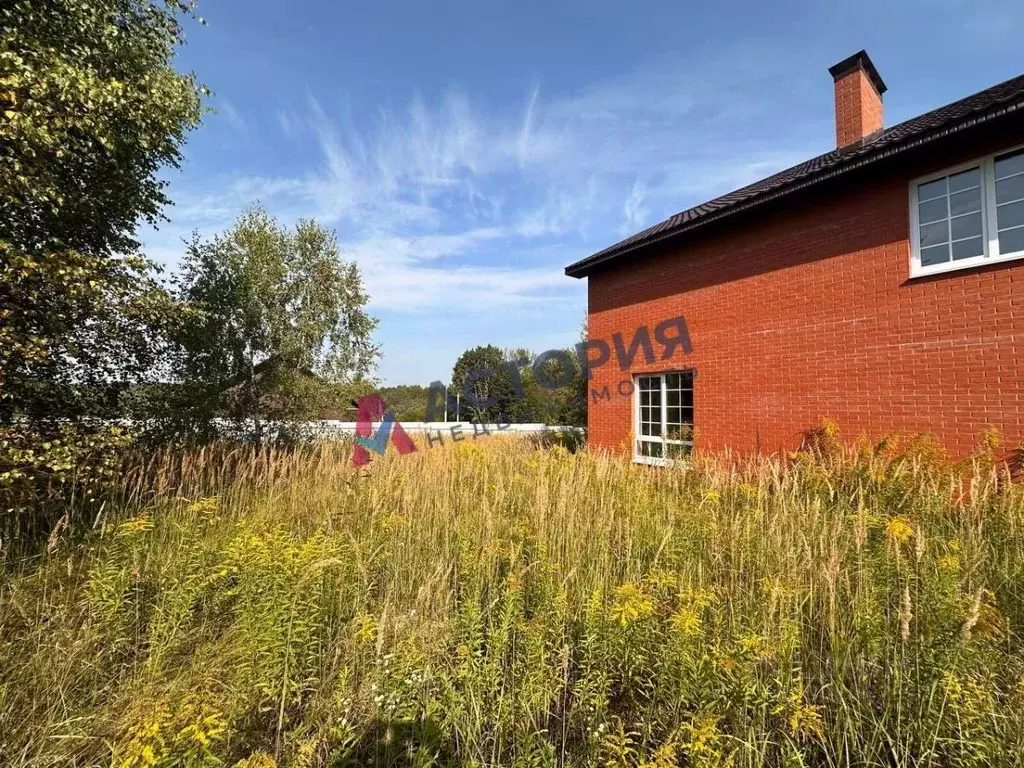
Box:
(835, 67), (883, 148)
(585, 129), (1024, 459)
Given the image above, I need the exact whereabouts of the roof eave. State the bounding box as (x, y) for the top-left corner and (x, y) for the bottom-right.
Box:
(564, 99), (1024, 279)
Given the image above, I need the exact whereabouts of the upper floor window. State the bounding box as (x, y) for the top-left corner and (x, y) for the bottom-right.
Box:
(995, 149), (1024, 256)
(910, 147), (1024, 277)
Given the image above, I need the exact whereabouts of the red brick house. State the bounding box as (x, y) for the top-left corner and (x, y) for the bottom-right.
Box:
(565, 51), (1024, 463)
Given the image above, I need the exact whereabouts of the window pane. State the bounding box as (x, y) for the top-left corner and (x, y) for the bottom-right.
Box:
(666, 373), (680, 389)
(666, 443), (692, 460)
(667, 390), (680, 407)
(649, 390), (661, 407)
(918, 177), (947, 202)
(995, 150), (1024, 180)
(641, 421), (651, 436)
(680, 407), (694, 425)
(950, 188), (981, 216)
(920, 220), (949, 247)
(681, 389), (694, 407)
(951, 237), (984, 261)
(680, 370), (694, 387)
(639, 439), (663, 457)
(996, 173), (1024, 204)
(918, 197), (947, 224)
(951, 212), (983, 241)
(921, 244), (950, 266)
(999, 226), (1024, 255)
(998, 200), (1024, 231)
(667, 406), (681, 426)
(649, 422), (662, 437)
(949, 167), (981, 192)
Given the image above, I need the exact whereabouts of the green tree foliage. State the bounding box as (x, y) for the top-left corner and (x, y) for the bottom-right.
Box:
(173, 206), (379, 443)
(0, 0), (204, 532)
(377, 385), (431, 422)
(451, 345), (524, 423)
(565, 320), (589, 428)
(522, 347), (587, 427)
(450, 341), (587, 426)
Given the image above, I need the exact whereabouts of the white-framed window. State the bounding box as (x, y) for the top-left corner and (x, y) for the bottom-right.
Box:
(634, 371), (694, 466)
(910, 145), (1024, 277)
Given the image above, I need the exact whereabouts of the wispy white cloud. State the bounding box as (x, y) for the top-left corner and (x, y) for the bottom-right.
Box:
(145, 44), (824, 380)
(217, 99), (247, 132)
(623, 180), (649, 232)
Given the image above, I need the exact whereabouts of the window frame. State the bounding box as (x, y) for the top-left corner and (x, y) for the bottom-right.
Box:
(632, 370), (694, 467)
(909, 144), (1024, 278)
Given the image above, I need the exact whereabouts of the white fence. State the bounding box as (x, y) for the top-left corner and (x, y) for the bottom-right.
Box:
(306, 421), (581, 437)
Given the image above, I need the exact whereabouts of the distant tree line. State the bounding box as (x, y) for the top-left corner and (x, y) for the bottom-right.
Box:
(444, 342), (586, 427)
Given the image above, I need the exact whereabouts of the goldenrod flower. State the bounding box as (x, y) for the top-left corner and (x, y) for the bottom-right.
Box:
(610, 583), (654, 626)
(789, 704), (823, 738)
(685, 714), (720, 756)
(354, 612), (377, 644)
(116, 515), (154, 538)
(645, 569), (678, 590)
(670, 606), (702, 637)
(185, 497), (218, 517)
(885, 516), (914, 544)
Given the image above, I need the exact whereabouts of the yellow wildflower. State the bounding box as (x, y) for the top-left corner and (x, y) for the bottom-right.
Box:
(353, 612), (377, 644)
(185, 497), (218, 517)
(639, 741), (679, 768)
(670, 606), (702, 637)
(885, 516), (914, 544)
(645, 569), (678, 590)
(116, 515), (154, 538)
(789, 704), (823, 738)
(685, 714), (720, 757)
(938, 554), (960, 572)
(609, 583), (654, 626)
(678, 587), (718, 609)
(739, 632), (773, 660)
(737, 483), (760, 502)
(761, 577), (795, 600)
(233, 754), (277, 768)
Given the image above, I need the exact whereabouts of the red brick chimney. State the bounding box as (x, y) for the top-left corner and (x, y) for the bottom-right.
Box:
(829, 50), (887, 149)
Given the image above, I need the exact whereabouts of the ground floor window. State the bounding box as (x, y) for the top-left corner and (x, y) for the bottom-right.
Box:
(634, 371), (694, 465)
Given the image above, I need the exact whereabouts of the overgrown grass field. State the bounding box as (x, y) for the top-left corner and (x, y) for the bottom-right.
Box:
(2, 434), (1023, 767)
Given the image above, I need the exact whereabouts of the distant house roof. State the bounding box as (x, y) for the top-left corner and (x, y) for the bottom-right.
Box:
(565, 72), (1024, 278)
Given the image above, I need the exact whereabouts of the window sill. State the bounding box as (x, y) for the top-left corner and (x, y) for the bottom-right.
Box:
(633, 455), (690, 469)
(910, 249), (1024, 279)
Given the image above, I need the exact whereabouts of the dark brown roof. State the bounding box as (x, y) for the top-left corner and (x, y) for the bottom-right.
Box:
(565, 71), (1024, 278)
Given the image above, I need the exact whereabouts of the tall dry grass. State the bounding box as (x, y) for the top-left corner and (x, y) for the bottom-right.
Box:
(1, 433), (1023, 767)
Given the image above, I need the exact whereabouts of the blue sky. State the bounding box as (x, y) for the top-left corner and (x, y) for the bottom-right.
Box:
(143, 0), (1024, 385)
